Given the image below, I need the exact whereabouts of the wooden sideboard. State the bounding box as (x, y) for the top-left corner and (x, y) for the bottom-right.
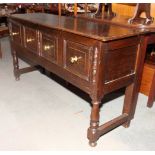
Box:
(8, 13), (144, 147)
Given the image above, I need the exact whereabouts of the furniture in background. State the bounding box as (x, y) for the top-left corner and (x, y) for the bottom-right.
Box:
(128, 3), (154, 24)
(0, 3), (11, 58)
(0, 15), (7, 26)
(140, 63), (155, 108)
(0, 26), (9, 58)
(0, 4), (16, 26)
(112, 3), (155, 18)
(95, 3), (116, 17)
(13, 3), (97, 16)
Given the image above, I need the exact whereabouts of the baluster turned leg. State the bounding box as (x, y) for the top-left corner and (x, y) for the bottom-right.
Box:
(87, 101), (100, 147)
(12, 50), (20, 81)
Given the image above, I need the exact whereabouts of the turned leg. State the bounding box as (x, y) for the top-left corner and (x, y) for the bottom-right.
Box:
(87, 101), (100, 147)
(12, 50), (20, 81)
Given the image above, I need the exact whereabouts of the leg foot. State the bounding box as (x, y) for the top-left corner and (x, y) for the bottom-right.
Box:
(122, 121), (131, 128)
(147, 92), (155, 108)
(147, 103), (153, 108)
(14, 70), (20, 81)
(89, 141), (97, 147)
(15, 76), (20, 81)
(87, 100), (100, 147)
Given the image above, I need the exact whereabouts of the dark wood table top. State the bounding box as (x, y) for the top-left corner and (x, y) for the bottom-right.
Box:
(9, 13), (144, 42)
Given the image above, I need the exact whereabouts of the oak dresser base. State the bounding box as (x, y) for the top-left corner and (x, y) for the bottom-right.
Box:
(9, 13), (143, 147)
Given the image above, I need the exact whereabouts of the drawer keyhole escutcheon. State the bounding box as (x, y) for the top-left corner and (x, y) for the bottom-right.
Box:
(44, 45), (54, 51)
(26, 38), (35, 43)
(12, 32), (19, 36)
(70, 56), (82, 63)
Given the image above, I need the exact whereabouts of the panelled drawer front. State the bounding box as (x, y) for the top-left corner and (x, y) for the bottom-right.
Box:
(24, 27), (38, 53)
(63, 40), (93, 81)
(104, 45), (137, 83)
(41, 33), (57, 63)
(10, 22), (21, 44)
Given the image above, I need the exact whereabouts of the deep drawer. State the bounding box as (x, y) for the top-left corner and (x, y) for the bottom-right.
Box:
(40, 32), (58, 63)
(63, 40), (93, 81)
(24, 27), (38, 54)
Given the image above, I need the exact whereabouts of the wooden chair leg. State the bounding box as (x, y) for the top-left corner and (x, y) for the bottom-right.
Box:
(147, 72), (155, 108)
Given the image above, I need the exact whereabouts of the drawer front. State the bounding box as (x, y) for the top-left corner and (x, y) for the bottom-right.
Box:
(63, 40), (93, 81)
(10, 22), (21, 44)
(24, 27), (38, 53)
(41, 33), (57, 63)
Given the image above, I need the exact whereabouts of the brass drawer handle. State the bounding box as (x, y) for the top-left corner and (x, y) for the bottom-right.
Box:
(26, 38), (35, 43)
(12, 32), (19, 36)
(70, 56), (82, 63)
(44, 45), (54, 51)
